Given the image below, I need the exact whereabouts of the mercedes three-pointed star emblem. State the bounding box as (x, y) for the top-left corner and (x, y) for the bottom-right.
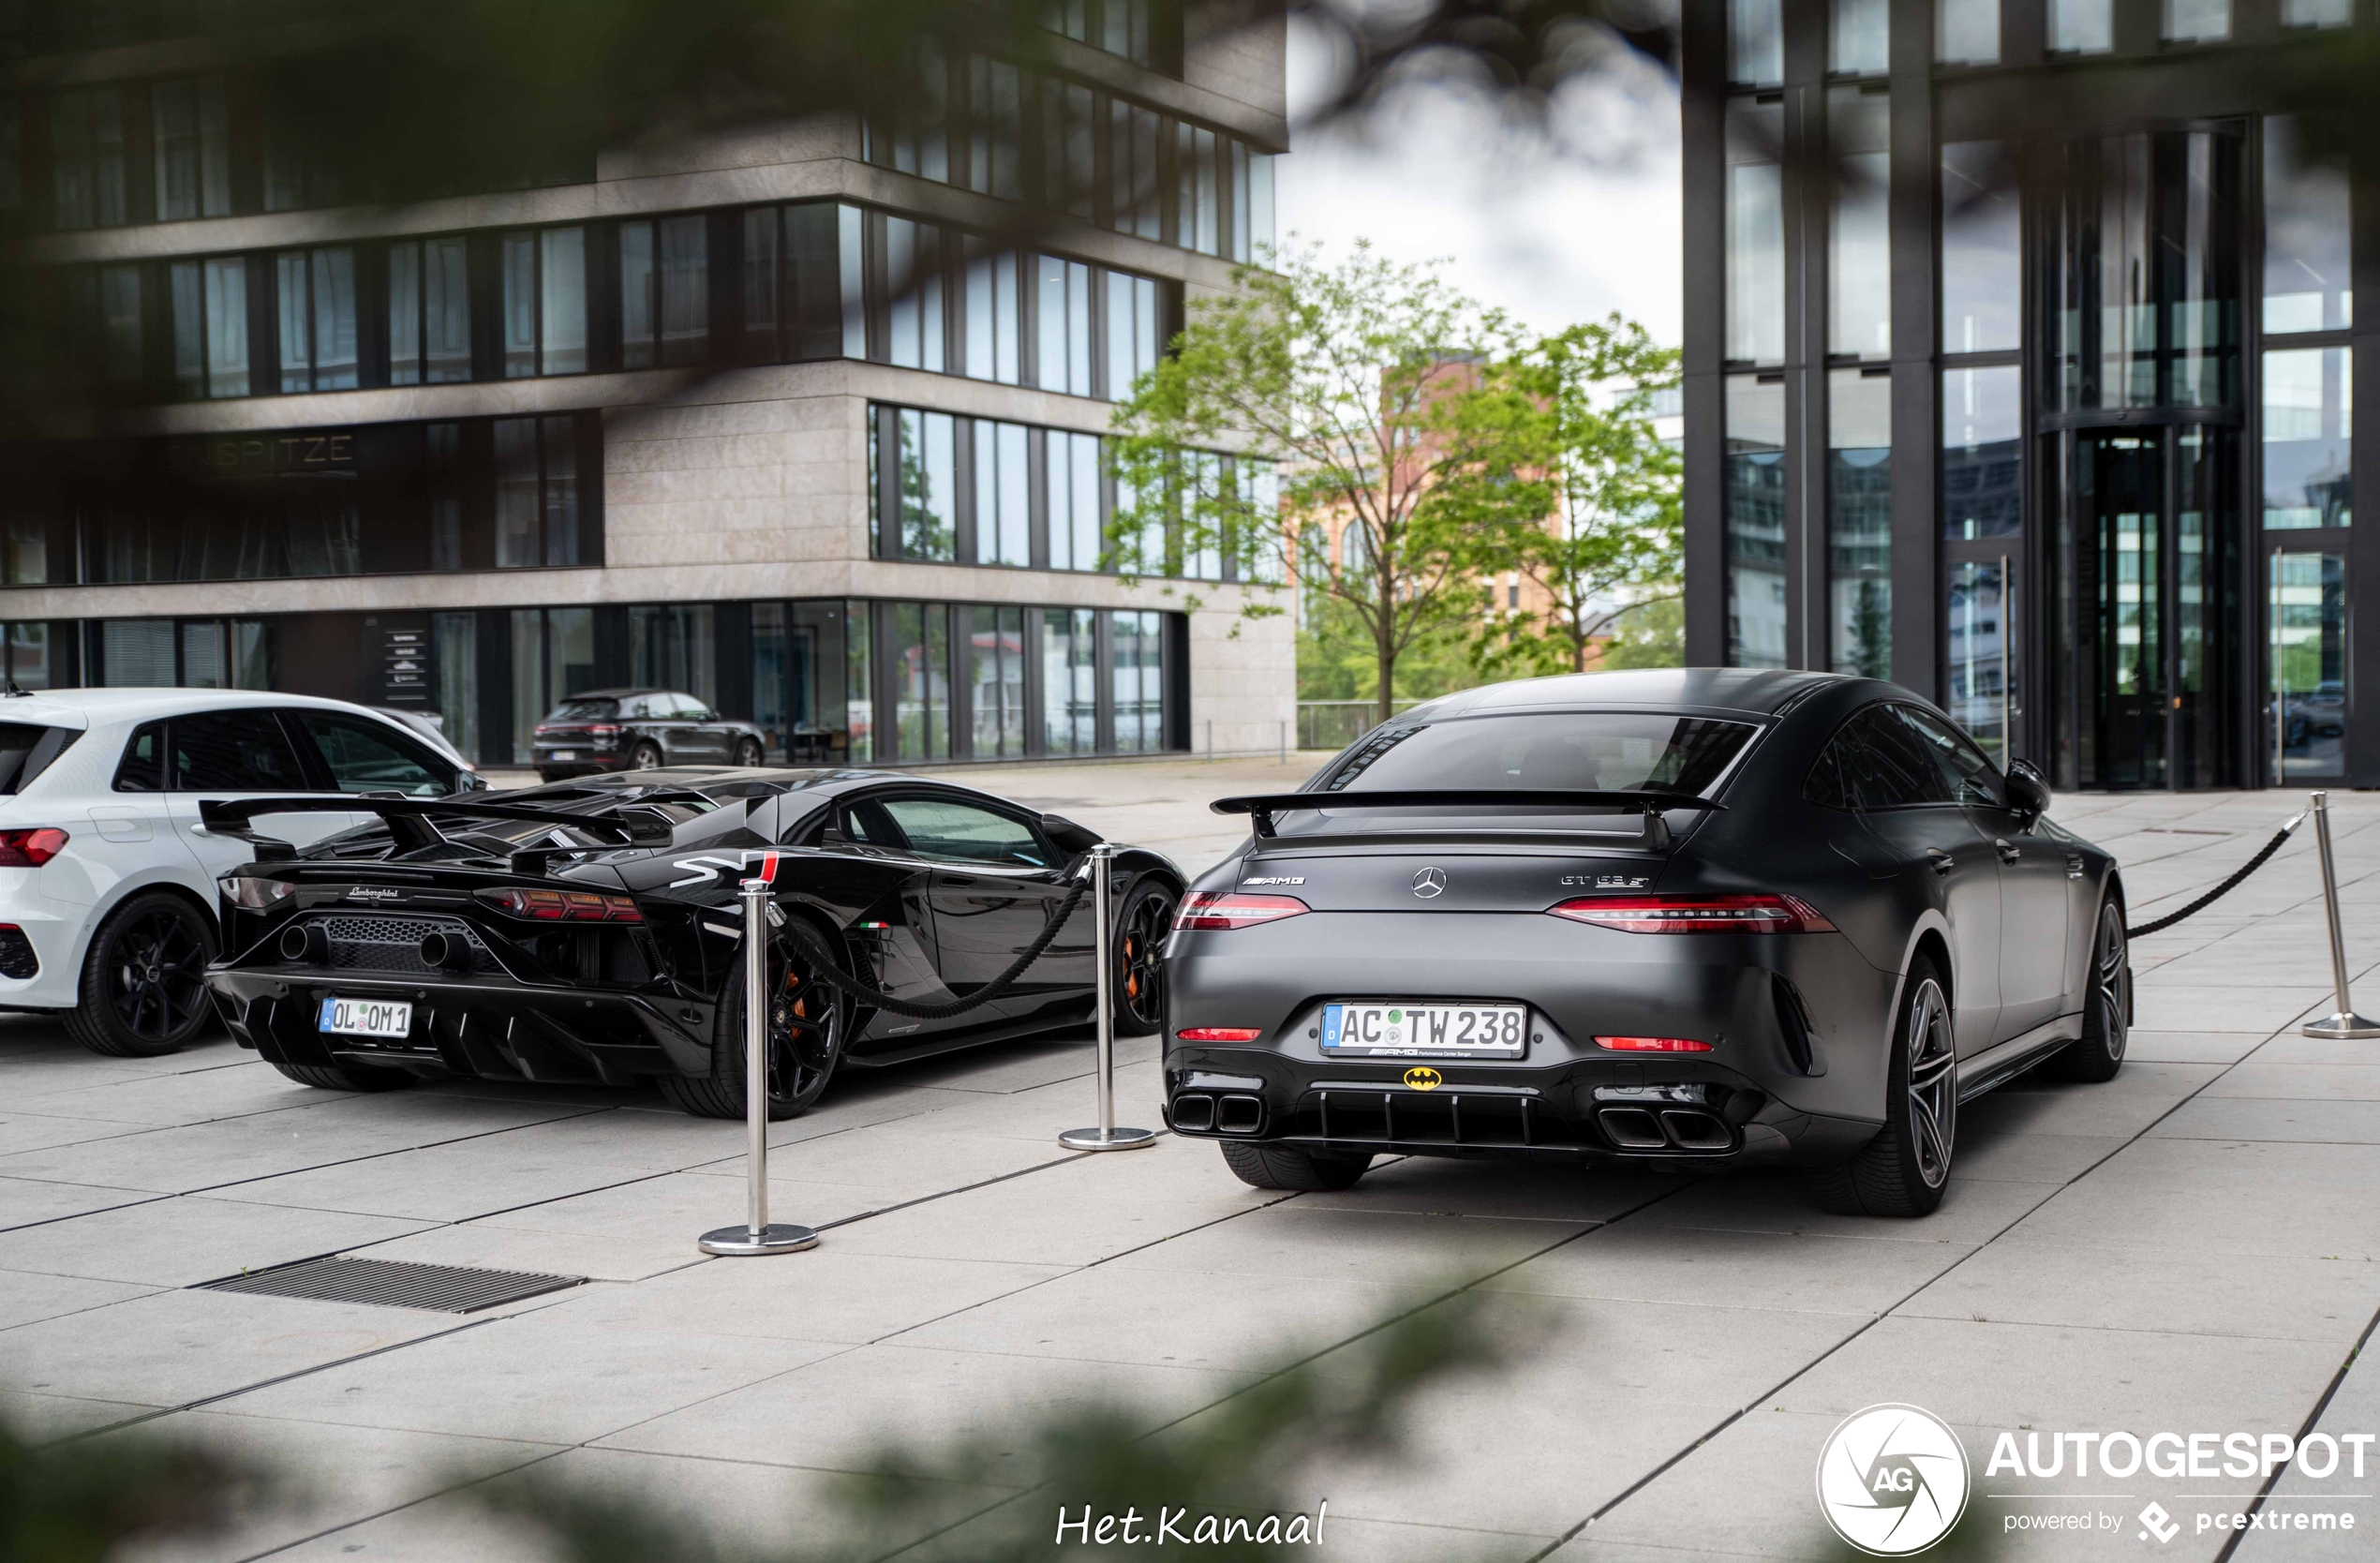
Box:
(1411, 867), (1447, 899)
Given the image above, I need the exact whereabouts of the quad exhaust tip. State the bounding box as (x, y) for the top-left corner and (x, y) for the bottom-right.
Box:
(419, 930), (463, 971)
(278, 922), (325, 963)
(1597, 1105), (1733, 1154)
(1170, 1092), (1264, 1135)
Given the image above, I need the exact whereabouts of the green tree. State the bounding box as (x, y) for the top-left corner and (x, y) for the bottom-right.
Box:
(1475, 317), (1681, 677)
(1108, 240), (1554, 726)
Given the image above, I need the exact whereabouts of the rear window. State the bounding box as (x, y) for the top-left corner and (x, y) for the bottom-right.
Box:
(548, 699), (618, 722)
(1322, 714), (1757, 797)
(0, 722), (79, 794)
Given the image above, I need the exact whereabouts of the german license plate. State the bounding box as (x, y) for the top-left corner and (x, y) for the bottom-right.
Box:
(1320, 1002), (1527, 1058)
(320, 996), (412, 1038)
(548, 750), (577, 761)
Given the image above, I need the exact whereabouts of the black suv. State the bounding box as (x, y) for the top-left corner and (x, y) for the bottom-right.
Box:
(529, 689), (767, 779)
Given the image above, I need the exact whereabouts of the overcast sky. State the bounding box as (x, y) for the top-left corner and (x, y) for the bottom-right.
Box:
(1275, 20), (1684, 343)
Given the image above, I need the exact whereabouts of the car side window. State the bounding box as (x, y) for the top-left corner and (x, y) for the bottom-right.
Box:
(171, 711), (309, 791)
(879, 797), (1049, 868)
(293, 713), (452, 796)
(1896, 706), (2007, 809)
(113, 721), (165, 792)
(1814, 706), (1953, 810)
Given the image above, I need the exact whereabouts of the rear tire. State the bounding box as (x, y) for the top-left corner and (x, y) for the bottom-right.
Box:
(1112, 877), (1178, 1037)
(733, 737), (766, 767)
(1219, 1140), (1373, 1191)
(631, 741), (664, 770)
(1813, 957), (1956, 1218)
(659, 938), (846, 1120)
(2040, 897), (2129, 1083)
(64, 892), (218, 1058)
(265, 1058), (415, 1093)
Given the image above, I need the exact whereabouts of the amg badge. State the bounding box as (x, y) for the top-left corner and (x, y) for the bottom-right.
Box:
(1242, 875), (1305, 886)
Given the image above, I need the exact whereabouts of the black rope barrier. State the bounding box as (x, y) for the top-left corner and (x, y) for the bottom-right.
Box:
(778, 876), (1095, 1020)
(2125, 811), (2305, 939)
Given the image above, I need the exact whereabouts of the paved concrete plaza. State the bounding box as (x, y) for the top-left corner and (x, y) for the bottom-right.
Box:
(5, 759), (2379, 1560)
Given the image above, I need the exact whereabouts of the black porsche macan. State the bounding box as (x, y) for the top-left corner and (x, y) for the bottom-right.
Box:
(200, 769), (1183, 1119)
(1163, 669), (2132, 1217)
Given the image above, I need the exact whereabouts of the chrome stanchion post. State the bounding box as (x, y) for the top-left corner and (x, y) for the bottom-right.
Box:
(700, 879), (821, 1254)
(1061, 842), (1157, 1152)
(2301, 793), (2380, 1039)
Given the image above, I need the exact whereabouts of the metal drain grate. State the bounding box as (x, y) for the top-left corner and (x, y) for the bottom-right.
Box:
(198, 1257), (584, 1313)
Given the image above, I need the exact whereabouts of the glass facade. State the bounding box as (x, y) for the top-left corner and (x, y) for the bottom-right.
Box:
(2264, 349), (2352, 532)
(2163, 0), (2230, 43)
(2263, 117), (2352, 335)
(1828, 368), (1892, 677)
(1829, 89), (1890, 362)
(1941, 142), (2019, 354)
(2272, 553), (2347, 778)
(1725, 97), (1783, 367)
(1943, 367), (2022, 542)
(1729, 0), (1781, 88)
(2047, 0), (2113, 54)
(1936, 0), (1999, 65)
(1830, 0), (1886, 76)
(1725, 375), (1787, 669)
(1946, 560), (2010, 765)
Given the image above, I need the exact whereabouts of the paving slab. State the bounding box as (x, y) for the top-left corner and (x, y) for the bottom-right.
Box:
(2004, 1138), (2380, 1258)
(1480, 1221), (1975, 1317)
(1894, 1240), (2380, 1342)
(0, 1193), (431, 1287)
(0, 1267), (157, 1331)
(0, 1173), (162, 1230)
(2148, 1095), (2380, 1143)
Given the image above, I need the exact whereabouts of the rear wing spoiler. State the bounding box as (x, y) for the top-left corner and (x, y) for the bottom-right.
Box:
(197, 794), (676, 871)
(1209, 789), (1726, 851)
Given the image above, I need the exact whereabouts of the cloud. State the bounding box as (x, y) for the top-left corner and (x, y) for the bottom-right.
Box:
(1277, 19), (1683, 342)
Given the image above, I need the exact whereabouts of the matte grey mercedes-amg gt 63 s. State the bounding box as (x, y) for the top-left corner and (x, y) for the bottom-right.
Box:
(1163, 669), (2131, 1217)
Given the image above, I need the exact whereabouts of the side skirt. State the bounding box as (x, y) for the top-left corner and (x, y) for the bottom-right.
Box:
(1956, 1014), (2086, 1103)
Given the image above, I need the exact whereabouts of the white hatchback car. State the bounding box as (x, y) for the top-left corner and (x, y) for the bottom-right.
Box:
(0, 689), (484, 1058)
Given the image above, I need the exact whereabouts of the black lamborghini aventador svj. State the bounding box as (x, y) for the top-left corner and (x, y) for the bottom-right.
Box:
(201, 770), (1183, 1119)
(1164, 668), (2132, 1217)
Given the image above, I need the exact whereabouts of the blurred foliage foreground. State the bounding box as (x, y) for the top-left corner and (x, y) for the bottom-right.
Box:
(5, 1297), (1510, 1562)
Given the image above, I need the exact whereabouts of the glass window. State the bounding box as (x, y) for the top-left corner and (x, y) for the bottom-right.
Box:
(1730, 0), (1782, 87)
(620, 214), (710, 369)
(1041, 608), (1098, 754)
(2164, 0), (2229, 42)
(882, 797), (1043, 866)
(114, 720), (166, 791)
(1325, 713), (1756, 796)
(2264, 347), (2351, 530)
(1726, 98), (1784, 367)
(501, 228), (587, 376)
(966, 605), (1025, 759)
(152, 78), (231, 221)
(2048, 0), (2113, 52)
(169, 256), (249, 399)
(1725, 375), (1787, 669)
(51, 87), (126, 229)
(2283, 0), (2352, 25)
(1830, 89), (1890, 360)
(1048, 430), (1104, 572)
(1897, 705), (2005, 806)
(1936, 0), (2000, 64)
(388, 237), (472, 386)
(548, 607), (596, 709)
(1942, 365), (2022, 540)
(967, 56), (1023, 201)
(844, 601), (874, 763)
(1829, 368), (1892, 678)
(169, 710), (306, 791)
(1248, 149), (1275, 259)
(1941, 142), (2020, 354)
(1193, 127), (1219, 255)
(0, 103), (22, 215)
(1830, 0), (1887, 75)
(275, 247), (358, 393)
(1112, 609), (1164, 752)
(1830, 705), (1955, 807)
(890, 603), (951, 761)
(434, 612), (479, 764)
(973, 419), (1029, 566)
(493, 416), (586, 567)
(5, 514), (46, 586)
(2272, 552), (2348, 778)
(1945, 560), (2011, 765)
(889, 409), (957, 561)
(1035, 255), (1071, 393)
(2264, 117), (2352, 335)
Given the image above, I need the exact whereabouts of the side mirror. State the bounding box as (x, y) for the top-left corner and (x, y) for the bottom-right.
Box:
(2006, 758), (2051, 822)
(1041, 811), (1103, 856)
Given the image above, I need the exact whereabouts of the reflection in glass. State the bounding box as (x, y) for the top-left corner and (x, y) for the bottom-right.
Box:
(2263, 348), (2351, 531)
(892, 602), (951, 761)
(969, 605), (1025, 759)
(1830, 0), (1886, 74)
(1725, 98), (1783, 366)
(1936, 0), (1999, 64)
(1942, 366), (2022, 541)
(2272, 552), (2346, 778)
(2283, 0), (2352, 24)
(2264, 117), (2352, 334)
(1946, 561), (2009, 765)
(2048, 0), (2112, 52)
(1725, 375), (1786, 669)
(1041, 608), (1098, 754)
(1830, 91), (1890, 361)
(1730, 0), (1781, 87)
(434, 613), (477, 764)
(2163, 0), (2229, 42)
(844, 601), (873, 763)
(1829, 369), (1891, 677)
(1112, 610), (1164, 752)
(1941, 142), (2019, 353)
